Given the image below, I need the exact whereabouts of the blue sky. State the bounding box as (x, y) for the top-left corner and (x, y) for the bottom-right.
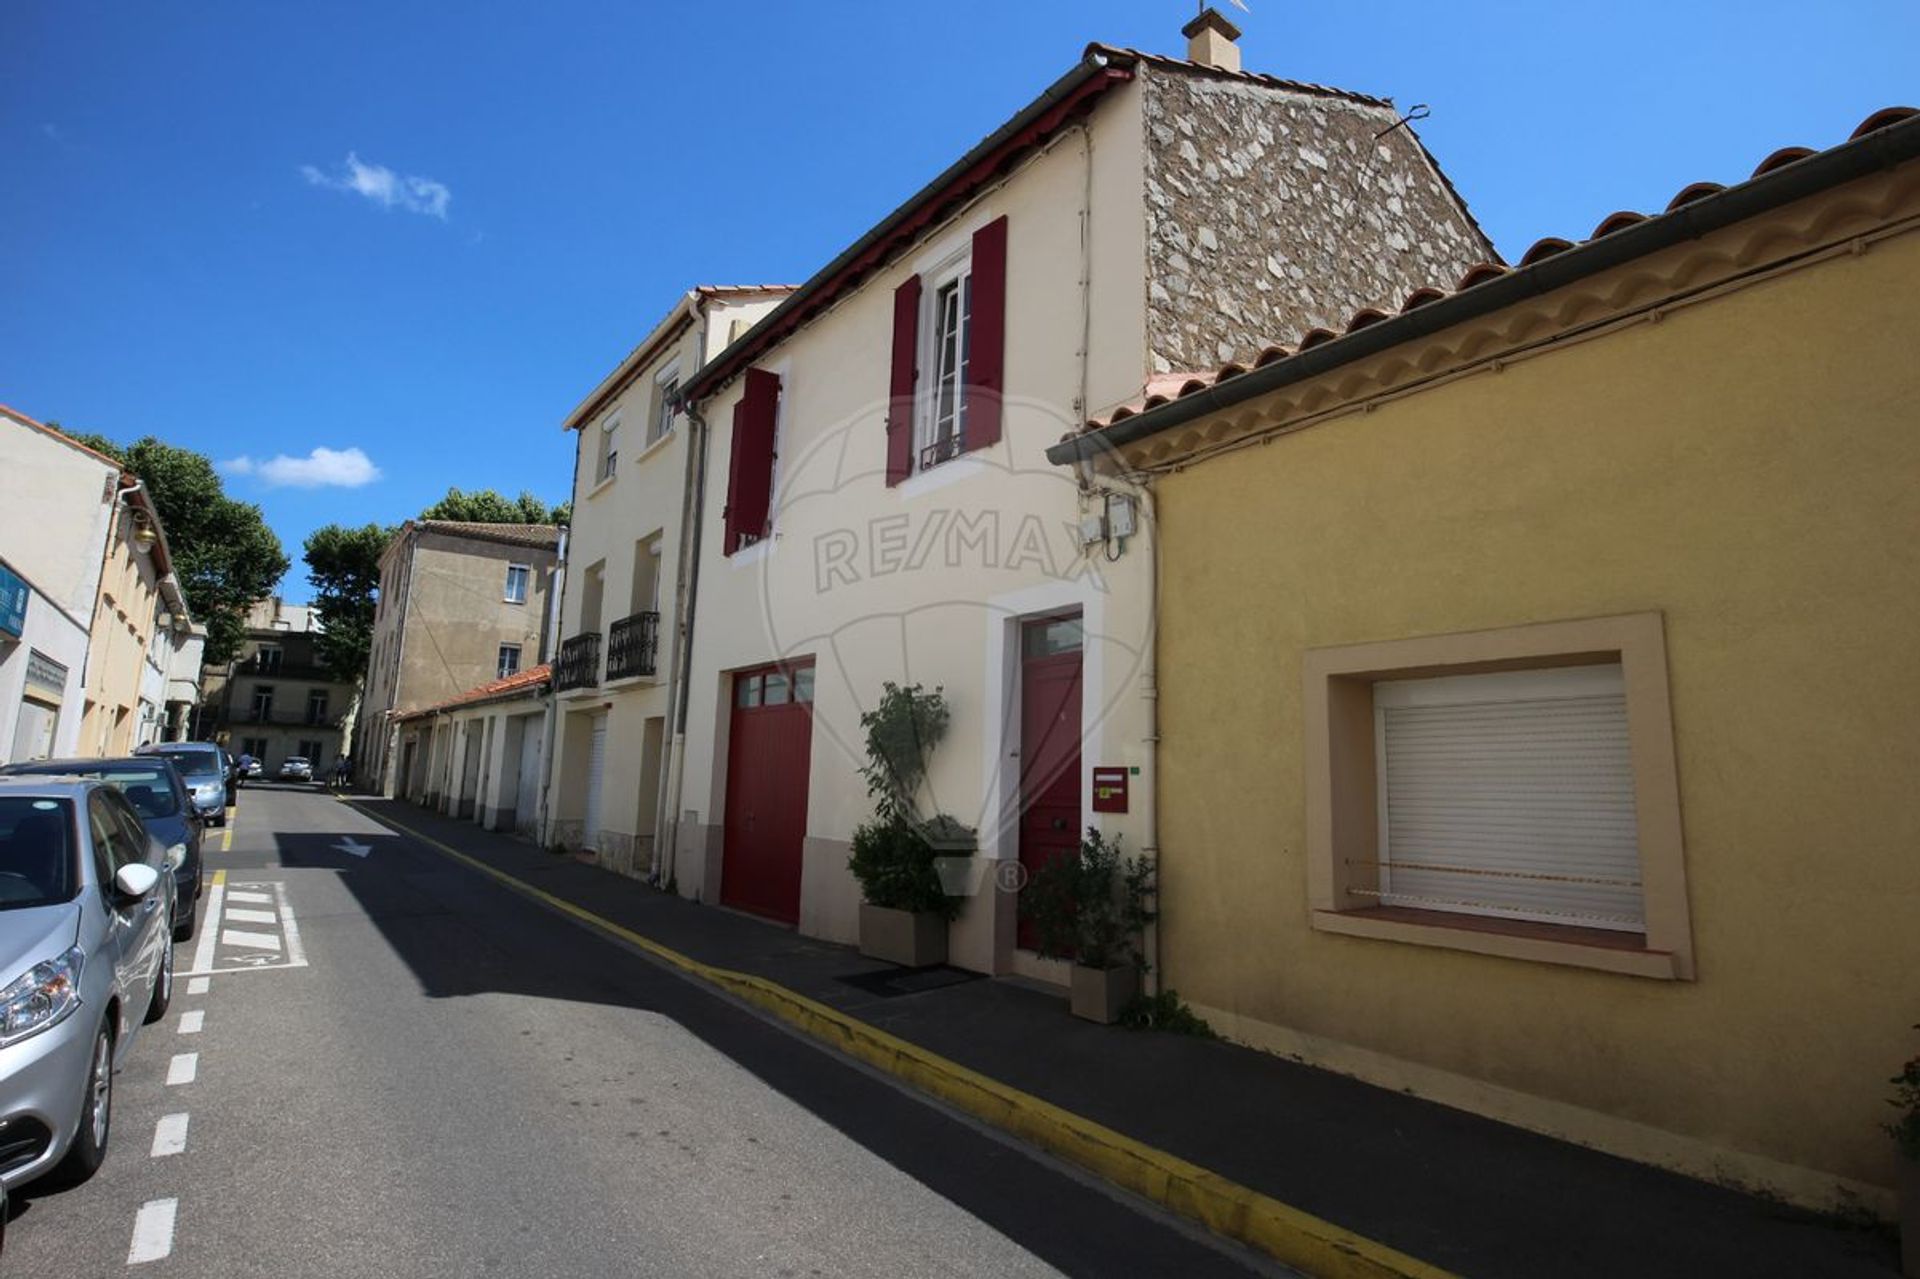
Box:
(4, 2), (1914, 599)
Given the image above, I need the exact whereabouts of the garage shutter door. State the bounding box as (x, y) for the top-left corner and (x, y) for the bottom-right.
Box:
(1375, 664), (1643, 931)
(583, 718), (607, 846)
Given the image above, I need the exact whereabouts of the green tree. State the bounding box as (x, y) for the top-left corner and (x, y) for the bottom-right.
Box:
(419, 486), (568, 525)
(303, 523), (393, 683)
(54, 428), (289, 664)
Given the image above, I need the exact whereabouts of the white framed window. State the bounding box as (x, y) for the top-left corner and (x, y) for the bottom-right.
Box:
(916, 255), (972, 473)
(497, 644), (522, 679)
(595, 413), (620, 484)
(504, 564), (530, 604)
(1372, 664), (1641, 931)
(649, 365), (681, 447)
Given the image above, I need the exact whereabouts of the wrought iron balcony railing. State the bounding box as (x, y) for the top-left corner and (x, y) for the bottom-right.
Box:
(606, 611), (660, 681)
(556, 631), (602, 692)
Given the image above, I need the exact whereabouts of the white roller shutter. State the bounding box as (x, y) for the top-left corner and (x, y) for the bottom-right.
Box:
(583, 717), (608, 848)
(1374, 664), (1643, 931)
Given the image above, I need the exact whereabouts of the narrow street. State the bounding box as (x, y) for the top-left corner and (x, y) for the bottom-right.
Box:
(3, 784), (1278, 1278)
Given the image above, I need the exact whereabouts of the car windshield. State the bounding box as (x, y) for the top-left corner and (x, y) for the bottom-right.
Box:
(163, 750), (224, 781)
(86, 768), (183, 818)
(0, 796), (77, 909)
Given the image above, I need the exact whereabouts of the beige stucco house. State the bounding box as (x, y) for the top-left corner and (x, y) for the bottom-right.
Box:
(0, 405), (198, 760)
(396, 662), (550, 834)
(668, 20), (1492, 976)
(355, 520), (560, 796)
(545, 286), (794, 876)
(201, 597), (356, 774)
(1050, 104), (1920, 1217)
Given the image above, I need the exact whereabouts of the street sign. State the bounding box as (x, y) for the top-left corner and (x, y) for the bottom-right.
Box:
(0, 563), (27, 640)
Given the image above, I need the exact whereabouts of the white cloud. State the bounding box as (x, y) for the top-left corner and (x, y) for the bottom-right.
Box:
(220, 447), (381, 489)
(300, 152), (450, 220)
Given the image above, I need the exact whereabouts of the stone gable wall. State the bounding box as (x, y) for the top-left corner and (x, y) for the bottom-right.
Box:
(1142, 69), (1494, 374)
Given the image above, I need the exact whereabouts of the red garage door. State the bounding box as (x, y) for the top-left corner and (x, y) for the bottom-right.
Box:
(721, 661), (815, 925)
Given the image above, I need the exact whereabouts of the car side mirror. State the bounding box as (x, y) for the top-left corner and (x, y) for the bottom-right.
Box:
(114, 863), (162, 900)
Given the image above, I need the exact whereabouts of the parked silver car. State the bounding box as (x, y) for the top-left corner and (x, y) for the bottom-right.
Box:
(0, 777), (176, 1190)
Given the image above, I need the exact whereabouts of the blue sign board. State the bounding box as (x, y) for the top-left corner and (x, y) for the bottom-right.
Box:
(0, 564), (28, 640)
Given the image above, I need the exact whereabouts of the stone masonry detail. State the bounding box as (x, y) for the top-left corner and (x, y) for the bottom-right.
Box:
(1142, 68), (1495, 375)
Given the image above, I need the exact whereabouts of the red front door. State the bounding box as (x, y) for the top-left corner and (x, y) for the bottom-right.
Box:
(721, 662), (814, 925)
(1018, 614), (1083, 951)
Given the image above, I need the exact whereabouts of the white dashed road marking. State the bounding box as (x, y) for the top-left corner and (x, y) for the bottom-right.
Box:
(187, 977), (210, 995)
(150, 1113), (189, 1158)
(128, 1198), (178, 1264)
(166, 1053), (198, 1086)
(177, 1010), (204, 1034)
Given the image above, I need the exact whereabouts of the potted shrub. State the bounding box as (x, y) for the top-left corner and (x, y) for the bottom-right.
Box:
(1020, 827), (1155, 1023)
(847, 683), (970, 967)
(1889, 1027), (1920, 1277)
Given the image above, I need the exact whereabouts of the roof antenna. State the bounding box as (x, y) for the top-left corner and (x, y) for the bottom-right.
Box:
(1374, 103), (1431, 141)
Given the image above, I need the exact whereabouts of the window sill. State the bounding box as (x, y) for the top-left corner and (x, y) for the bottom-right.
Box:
(896, 450), (986, 500)
(1311, 906), (1683, 980)
(603, 673), (662, 691)
(586, 473), (617, 500)
(632, 431), (675, 466)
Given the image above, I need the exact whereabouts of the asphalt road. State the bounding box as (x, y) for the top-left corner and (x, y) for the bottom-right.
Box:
(4, 785), (1283, 1277)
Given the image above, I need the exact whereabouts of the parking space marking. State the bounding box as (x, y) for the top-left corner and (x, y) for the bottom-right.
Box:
(150, 1113), (189, 1158)
(220, 929), (281, 951)
(186, 977), (209, 995)
(177, 1010), (204, 1034)
(189, 870), (227, 974)
(224, 907), (277, 925)
(182, 878), (308, 976)
(226, 890), (272, 905)
(128, 1198), (178, 1264)
(166, 1053), (198, 1086)
(275, 880), (307, 966)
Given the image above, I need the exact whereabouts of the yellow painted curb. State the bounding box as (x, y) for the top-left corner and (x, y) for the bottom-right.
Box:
(343, 797), (1456, 1279)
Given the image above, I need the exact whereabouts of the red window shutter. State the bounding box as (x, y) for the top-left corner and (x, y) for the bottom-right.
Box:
(886, 276), (920, 486)
(964, 215), (1008, 453)
(723, 368), (780, 554)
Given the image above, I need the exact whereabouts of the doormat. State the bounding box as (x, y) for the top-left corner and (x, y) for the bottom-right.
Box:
(837, 965), (986, 999)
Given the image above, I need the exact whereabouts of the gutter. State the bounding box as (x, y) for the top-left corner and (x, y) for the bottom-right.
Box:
(684, 50), (1134, 405)
(1049, 111), (1920, 464)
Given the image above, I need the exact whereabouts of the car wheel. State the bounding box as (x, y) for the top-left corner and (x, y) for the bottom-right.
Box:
(144, 933), (174, 1024)
(173, 907), (197, 944)
(51, 1023), (113, 1185)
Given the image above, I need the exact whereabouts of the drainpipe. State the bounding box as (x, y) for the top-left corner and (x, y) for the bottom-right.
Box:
(536, 523), (570, 848)
(656, 365), (715, 892)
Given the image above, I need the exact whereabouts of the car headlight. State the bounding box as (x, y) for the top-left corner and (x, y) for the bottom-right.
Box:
(0, 947), (84, 1047)
(166, 843), (187, 870)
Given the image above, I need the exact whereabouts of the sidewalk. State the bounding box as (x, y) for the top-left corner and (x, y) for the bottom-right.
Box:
(349, 796), (1899, 1278)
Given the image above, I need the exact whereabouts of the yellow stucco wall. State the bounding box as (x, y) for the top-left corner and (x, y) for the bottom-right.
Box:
(1155, 230), (1920, 1203)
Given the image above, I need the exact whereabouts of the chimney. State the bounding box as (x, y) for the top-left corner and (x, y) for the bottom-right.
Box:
(1182, 6), (1243, 73)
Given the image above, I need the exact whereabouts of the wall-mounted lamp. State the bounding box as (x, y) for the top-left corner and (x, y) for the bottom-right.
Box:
(132, 511), (158, 553)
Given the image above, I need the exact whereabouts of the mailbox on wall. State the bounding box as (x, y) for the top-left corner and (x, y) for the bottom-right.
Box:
(1091, 766), (1129, 813)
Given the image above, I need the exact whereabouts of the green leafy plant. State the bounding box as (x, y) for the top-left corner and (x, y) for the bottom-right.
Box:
(1020, 827), (1155, 970)
(847, 683), (970, 918)
(1118, 989), (1220, 1039)
(1888, 1024), (1920, 1162)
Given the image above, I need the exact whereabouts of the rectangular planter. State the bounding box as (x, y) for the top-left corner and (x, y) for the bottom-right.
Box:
(858, 903), (948, 968)
(1069, 963), (1139, 1024)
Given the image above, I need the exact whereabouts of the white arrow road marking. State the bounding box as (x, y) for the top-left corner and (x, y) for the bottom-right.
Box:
(334, 836), (372, 858)
(166, 1053), (198, 1086)
(224, 907), (278, 925)
(129, 1198), (178, 1264)
(151, 1113), (189, 1157)
(177, 1010), (204, 1034)
(221, 929), (281, 951)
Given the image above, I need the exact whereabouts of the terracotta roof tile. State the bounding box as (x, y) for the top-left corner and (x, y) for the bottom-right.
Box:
(413, 520), (562, 550)
(1080, 105), (1919, 434)
(1084, 43), (1391, 108)
(401, 663), (551, 720)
